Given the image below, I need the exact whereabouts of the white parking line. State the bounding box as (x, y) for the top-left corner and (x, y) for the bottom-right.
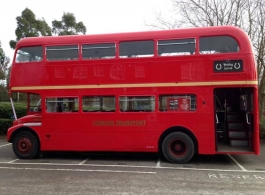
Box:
(79, 157), (89, 165)
(0, 143), (11, 148)
(0, 166), (156, 174)
(8, 159), (19, 163)
(0, 161), (262, 173)
(227, 154), (247, 171)
(156, 158), (161, 167)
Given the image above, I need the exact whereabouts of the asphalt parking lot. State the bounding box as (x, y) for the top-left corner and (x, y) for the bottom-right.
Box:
(0, 136), (265, 195)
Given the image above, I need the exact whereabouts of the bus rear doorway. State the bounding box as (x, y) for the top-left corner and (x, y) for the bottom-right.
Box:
(214, 87), (255, 153)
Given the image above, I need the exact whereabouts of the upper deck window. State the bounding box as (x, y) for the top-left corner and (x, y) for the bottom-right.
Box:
(119, 40), (154, 58)
(82, 43), (116, 59)
(199, 36), (239, 54)
(15, 46), (43, 63)
(158, 38), (196, 56)
(46, 45), (78, 61)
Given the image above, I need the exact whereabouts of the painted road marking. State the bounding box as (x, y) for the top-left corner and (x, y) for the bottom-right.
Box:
(0, 161), (263, 173)
(208, 173), (264, 180)
(0, 166), (156, 174)
(156, 158), (161, 168)
(227, 154), (247, 171)
(0, 143), (11, 148)
(8, 159), (19, 163)
(78, 157), (90, 165)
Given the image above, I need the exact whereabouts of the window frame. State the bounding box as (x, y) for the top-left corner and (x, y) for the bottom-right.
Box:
(81, 42), (116, 60)
(119, 40), (155, 58)
(157, 38), (196, 57)
(45, 44), (79, 61)
(159, 94), (197, 112)
(45, 97), (79, 113)
(28, 93), (42, 113)
(15, 46), (44, 63)
(82, 96), (116, 112)
(119, 95), (156, 112)
(199, 35), (240, 54)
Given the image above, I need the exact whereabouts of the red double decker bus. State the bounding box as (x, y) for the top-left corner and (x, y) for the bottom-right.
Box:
(7, 26), (259, 163)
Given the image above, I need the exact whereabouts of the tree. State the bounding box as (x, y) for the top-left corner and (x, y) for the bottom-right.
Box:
(150, 0), (265, 118)
(6, 67), (11, 89)
(52, 12), (86, 36)
(0, 41), (10, 82)
(9, 8), (51, 49)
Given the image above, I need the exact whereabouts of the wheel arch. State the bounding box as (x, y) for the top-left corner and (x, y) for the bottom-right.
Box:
(9, 127), (41, 150)
(158, 126), (198, 155)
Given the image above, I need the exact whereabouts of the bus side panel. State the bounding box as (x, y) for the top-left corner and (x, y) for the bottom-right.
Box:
(194, 88), (216, 154)
(40, 113), (82, 150)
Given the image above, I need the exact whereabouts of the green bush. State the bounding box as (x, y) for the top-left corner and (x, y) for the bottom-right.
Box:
(0, 119), (13, 135)
(0, 102), (27, 119)
(0, 102), (27, 135)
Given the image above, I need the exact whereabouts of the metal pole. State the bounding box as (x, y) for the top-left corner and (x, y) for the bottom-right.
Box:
(10, 97), (17, 120)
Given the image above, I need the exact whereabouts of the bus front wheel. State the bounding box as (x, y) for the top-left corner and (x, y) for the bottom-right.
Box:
(162, 132), (195, 164)
(13, 131), (39, 159)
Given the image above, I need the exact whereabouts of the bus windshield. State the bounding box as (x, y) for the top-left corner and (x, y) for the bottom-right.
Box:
(28, 94), (41, 113)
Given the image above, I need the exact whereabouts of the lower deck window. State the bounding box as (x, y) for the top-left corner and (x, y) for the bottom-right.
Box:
(119, 96), (155, 112)
(159, 94), (196, 111)
(82, 96), (116, 112)
(46, 97), (79, 112)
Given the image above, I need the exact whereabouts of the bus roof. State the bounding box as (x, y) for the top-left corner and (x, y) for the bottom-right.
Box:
(16, 26), (249, 48)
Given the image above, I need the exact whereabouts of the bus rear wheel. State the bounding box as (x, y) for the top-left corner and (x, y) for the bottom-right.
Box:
(162, 132), (195, 164)
(12, 131), (39, 159)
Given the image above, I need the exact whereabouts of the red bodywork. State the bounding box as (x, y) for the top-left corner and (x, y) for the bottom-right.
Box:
(7, 115), (42, 142)
(7, 26), (259, 155)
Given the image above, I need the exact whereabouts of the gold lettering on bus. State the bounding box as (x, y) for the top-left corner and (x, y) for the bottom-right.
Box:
(92, 120), (146, 126)
(93, 120), (115, 126)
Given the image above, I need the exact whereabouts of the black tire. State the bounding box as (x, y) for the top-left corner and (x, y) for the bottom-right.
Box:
(162, 132), (195, 164)
(12, 131), (39, 159)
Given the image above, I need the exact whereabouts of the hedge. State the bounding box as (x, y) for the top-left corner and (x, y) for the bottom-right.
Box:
(0, 102), (27, 119)
(0, 119), (13, 135)
(0, 102), (27, 135)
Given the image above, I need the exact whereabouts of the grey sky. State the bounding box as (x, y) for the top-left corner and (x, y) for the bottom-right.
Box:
(0, 0), (173, 62)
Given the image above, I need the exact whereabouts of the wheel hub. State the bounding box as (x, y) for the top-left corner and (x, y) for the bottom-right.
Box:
(18, 138), (32, 153)
(169, 139), (187, 157)
(174, 144), (182, 151)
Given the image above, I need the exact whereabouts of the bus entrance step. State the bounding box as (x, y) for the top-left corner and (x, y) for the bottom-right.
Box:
(227, 114), (242, 121)
(228, 131), (247, 139)
(230, 139), (248, 147)
(228, 122), (244, 130)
